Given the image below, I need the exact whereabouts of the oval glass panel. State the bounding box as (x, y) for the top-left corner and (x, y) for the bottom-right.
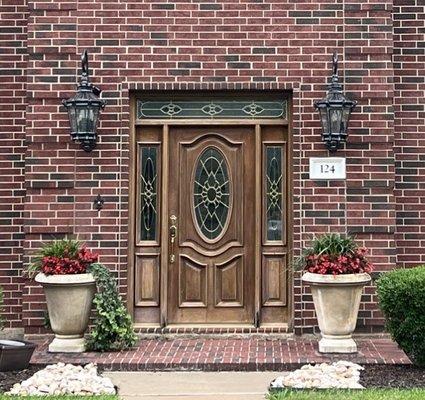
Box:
(193, 147), (231, 240)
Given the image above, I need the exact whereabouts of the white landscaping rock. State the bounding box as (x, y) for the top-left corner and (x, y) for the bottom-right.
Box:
(6, 362), (116, 396)
(270, 361), (365, 390)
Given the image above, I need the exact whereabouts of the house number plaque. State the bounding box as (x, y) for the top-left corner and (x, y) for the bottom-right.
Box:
(309, 157), (346, 180)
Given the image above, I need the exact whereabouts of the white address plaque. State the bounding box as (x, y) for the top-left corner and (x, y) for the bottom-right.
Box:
(309, 157), (346, 180)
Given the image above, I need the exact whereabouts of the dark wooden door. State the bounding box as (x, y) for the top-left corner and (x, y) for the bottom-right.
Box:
(168, 126), (256, 324)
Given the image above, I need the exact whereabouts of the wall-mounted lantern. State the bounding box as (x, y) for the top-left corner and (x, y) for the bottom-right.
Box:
(62, 50), (106, 152)
(314, 53), (357, 152)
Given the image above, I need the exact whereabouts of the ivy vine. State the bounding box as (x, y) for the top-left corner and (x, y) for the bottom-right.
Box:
(0, 286), (4, 331)
(86, 263), (137, 352)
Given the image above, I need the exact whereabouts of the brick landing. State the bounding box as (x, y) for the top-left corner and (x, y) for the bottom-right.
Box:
(30, 337), (410, 371)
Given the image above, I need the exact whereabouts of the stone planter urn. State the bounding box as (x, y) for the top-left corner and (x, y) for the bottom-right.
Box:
(0, 340), (36, 372)
(35, 273), (96, 353)
(302, 272), (371, 353)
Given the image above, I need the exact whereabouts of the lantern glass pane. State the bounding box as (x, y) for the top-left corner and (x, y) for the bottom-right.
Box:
(319, 108), (329, 134)
(330, 108), (342, 134)
(342, 106), (351, 132)
(77, 107), (88, 134)
(68, 106), (77, 134)
(88, 107), (99, 133)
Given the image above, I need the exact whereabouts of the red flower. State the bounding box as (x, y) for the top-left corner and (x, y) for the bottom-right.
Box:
(41, 246), (99, 276)
(303, 249), (373, 275)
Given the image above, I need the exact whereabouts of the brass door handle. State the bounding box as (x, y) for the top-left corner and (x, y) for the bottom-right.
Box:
(169, 215), (177, 263)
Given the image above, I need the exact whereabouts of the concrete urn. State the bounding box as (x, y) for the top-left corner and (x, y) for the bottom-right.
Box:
(35, 273), (96, 353)
(302, 272), (371, 354)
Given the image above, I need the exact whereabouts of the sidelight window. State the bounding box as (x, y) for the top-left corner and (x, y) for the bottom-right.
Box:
(140, 146), (159, 241)
(265, 146), (284, 242)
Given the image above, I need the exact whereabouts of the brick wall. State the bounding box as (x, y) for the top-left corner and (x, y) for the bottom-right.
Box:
(394, 0), (425, 267)
(0, 0), (28, 329)
(301, 0), (396, 333)
(0, 0), (406, 333)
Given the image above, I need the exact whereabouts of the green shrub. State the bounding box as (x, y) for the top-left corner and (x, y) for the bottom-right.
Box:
(86, 263), (137, 352)
(376, 266), (425, 366)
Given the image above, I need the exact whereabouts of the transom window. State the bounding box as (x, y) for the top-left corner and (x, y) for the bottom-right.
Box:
(137, 100), (287, 120)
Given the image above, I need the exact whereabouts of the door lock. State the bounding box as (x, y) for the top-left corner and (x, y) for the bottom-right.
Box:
(169, 215), (177, 263)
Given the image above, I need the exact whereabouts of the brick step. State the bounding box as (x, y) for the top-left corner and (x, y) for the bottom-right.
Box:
(29, 337), (410, 371)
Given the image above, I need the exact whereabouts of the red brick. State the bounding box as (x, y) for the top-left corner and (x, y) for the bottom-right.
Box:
(0, 0), (423, 335)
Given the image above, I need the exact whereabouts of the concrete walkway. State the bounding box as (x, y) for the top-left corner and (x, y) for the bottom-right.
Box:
(105, 371), (280, 400)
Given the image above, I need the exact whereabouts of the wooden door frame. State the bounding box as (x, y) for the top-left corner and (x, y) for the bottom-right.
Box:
(128, 91), (293, 330)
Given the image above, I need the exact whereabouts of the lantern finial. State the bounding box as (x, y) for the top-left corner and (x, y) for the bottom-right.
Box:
(332, 52), (338, 76)
(79, 50), (90, 87)
(81, 50), (89, 77)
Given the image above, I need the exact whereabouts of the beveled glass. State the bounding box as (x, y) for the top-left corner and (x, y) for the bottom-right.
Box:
(137, 100), (287, 119)
(265, 146), (283, 241)
(140, 146), (158, 241)
(193, 147), (231, 240)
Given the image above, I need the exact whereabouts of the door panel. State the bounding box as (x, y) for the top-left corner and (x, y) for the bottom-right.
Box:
(262, 253), (287, 306)
(178, 136), (244, 252)
(214, 254), (244, 307)
(135, 254), (160, 307)
(179, 255), (208, 307)
(168, 126), (255, 324)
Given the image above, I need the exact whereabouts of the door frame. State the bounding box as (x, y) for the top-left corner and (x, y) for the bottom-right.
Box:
(128, 91), (293, 329)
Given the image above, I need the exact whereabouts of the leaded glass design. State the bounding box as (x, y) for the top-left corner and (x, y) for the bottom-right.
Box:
(137, 100), (287, 119)
(193, 147), (231, 240)
(140, 146), (158, 241)
(265, 146), (283, 241)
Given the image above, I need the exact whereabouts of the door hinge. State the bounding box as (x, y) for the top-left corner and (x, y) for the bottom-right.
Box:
(254, 310), (260, 328)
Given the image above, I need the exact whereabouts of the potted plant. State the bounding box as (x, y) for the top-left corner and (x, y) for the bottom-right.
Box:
(28, 239), (98, 353)
(0, 286), (36, 371)
(297, 234), (373, 353)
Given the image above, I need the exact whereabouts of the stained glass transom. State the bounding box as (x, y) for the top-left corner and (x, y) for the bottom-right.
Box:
(266, 146), (283, 241)
(137, 100), (287, 119)
(140, 146), (158, 241)
(193, 147), (231, 240)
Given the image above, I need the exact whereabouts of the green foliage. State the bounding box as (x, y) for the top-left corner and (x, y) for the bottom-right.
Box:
(0, 286), (4, 331)
(0, 396), (118, 400)
(376, 266), (425, 366)
(86, 263), (137, 352)
(267, 389), (425, 400)
(27, 238), (82, 277)
(43, 310), (51, 330)
(294, 233), (358, 270)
